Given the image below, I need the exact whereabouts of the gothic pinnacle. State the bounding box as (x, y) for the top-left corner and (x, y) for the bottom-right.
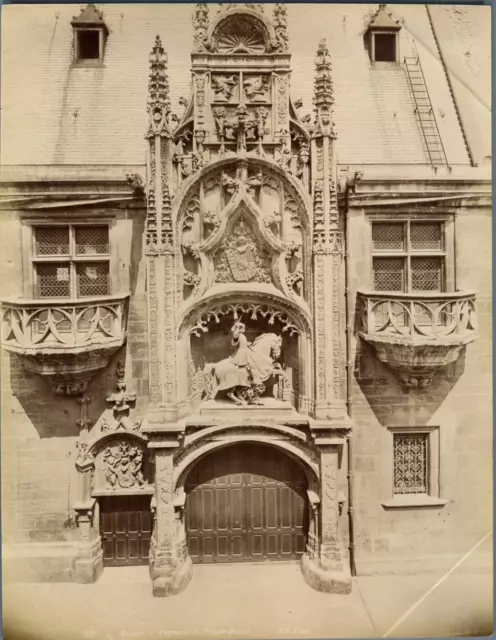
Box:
(147, 34), (172, 136)
(312, 38), (336, 138)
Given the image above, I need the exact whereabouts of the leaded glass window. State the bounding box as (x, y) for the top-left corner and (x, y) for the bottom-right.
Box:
(372, 221), (445, 293)
(33, 225), (110, 298)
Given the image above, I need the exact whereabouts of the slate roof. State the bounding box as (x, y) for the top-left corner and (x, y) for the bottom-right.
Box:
(0, 4), (490, 168)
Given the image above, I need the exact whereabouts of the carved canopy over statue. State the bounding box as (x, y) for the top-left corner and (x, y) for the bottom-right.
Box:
(202, 319), (286, 405)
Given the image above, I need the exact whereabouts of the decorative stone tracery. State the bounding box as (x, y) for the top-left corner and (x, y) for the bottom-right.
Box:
(140, 4), (350, 598)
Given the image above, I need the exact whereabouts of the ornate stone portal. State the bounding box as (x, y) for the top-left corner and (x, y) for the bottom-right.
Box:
(72, 4), (351, 597)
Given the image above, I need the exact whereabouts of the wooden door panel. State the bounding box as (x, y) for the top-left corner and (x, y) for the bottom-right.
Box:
(99, 495), (152, 567)
(102, 538), (114, 562)
(216, 488), (229, 531)
(231, 533), (244, 560)
(202, 489), (215, 532)
(265, 486), (278, 529)
(186, 444), (308, 564)
(217, 535), (229, 560)
(141, 510), (152, 534)
(202, 534), (215, 561)
(128, 538), (140, 562)
(251, 486), (264, 530)
(115, 538), (128, 564)
(280, 486), (292, 528)
(251, 534), (264, 560)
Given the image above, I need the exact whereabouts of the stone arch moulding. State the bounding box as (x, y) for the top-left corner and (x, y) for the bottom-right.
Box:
(173, 427), (320, 497)
(173, 155), (312, 233)
(177, 288), (312, 338)
(175, 157), (313, 314)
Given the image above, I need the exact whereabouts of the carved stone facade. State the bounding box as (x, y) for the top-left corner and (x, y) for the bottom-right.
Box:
(0, 2), (490, 603)
(136, 3), (354, 597)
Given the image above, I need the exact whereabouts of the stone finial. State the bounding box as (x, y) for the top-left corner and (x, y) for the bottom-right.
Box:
(273, 3), (289, 52)
(193, 3), (209, 51)
(71, 3), (108, 34)
(312, 38), (336, 138)
(147, 35), (172, 137)
(216, 3), (265, 14)
(365, 4), (402, 31)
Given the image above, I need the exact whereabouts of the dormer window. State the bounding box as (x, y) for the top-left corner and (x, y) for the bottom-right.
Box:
(371, 32), (397, 62)
(364, 4), (401, 65)
(71, 4), (108, 65)
(76, 29), (101, 60)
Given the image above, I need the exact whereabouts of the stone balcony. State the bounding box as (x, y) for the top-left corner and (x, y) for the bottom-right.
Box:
(0, 294), (130, 395)
(356, 290), (478, 389)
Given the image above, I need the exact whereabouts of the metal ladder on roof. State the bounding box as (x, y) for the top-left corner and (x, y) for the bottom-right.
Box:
(404, 56), (448, 166)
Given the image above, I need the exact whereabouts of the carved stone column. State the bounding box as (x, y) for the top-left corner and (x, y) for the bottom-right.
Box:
(73, 399), (103, 584)
(301, 437), (351, 594)
(150, 445), (192, 597)
(311, 39), (347, 422)
(73, 499), (103, 584)
(146, 35), (178, 426)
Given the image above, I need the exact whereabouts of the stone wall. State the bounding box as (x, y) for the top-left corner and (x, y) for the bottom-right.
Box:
(0, 204), (149, 556)
(347, 193), (492, 574)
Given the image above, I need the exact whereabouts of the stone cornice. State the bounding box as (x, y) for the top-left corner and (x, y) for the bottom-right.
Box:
(347, 192), (492, 209)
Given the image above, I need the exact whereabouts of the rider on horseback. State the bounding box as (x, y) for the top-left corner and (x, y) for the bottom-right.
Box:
(202, 319), (285, 405)
(229, 320), (262, 385)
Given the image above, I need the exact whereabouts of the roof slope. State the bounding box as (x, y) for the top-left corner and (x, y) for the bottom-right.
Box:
(1, 3), (487, 167)
(429, 5), (491, 165)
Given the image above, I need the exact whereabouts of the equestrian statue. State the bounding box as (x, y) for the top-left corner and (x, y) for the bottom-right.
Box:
(202, 320), (286, 405)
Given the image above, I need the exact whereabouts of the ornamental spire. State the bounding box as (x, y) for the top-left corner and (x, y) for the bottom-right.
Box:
(193, 3), (209, 52)
(147, 35), (172, 137)
(273, 3), (289, 51)
(312, 38), (336, 138)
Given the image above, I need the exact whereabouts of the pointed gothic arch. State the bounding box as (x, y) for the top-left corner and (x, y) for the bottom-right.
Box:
(172, 155), (312, 232)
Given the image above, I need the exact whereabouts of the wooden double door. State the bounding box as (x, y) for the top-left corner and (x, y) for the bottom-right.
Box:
(185, 443), (308, 564)
(100, 495), (152, 566)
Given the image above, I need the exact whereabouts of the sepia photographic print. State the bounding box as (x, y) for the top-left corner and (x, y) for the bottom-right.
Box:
(0, 2), (492, 639)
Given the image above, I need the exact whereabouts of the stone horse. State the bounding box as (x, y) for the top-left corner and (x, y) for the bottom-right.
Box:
(202, 332), (286, 405)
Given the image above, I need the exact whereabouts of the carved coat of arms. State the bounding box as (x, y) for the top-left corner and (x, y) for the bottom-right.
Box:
(214, 217), (271, 284)
(103, 441), (144, 489)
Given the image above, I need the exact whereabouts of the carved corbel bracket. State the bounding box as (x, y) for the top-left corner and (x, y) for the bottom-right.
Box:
(356, 290), (478, 390)
(75, 441), (96, 473)
(359, 333), (476, 390)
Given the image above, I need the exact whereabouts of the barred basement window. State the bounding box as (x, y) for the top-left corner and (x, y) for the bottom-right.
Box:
(33, 225), (110, 298)
(372, 221), (445, 292)
(393, 433), (428, 495)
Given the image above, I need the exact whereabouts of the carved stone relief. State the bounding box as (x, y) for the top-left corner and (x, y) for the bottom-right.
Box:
(194, 73), (208, 131)
(211, 75), (239, 102)
(176, 162), (311, 306)
(243, 75), (271, 102)
(213, 15), (267, 54)
(274, 74), (290, 127)
(102, 440), (145, 489)
(213, 216), (272, 284)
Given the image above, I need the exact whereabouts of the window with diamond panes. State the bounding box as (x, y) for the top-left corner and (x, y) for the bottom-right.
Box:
(35, 226), (70, 256)
(33, 225), (110, 298)
(372, 221), (445, 293)
(393, 433), (428, 495)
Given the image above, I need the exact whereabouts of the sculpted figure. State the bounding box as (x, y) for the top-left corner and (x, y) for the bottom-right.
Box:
(202, 320), (286, 405)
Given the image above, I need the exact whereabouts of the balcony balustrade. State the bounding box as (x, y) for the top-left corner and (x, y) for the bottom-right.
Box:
(1, 294), (130, 395)
(356, 290), (477, 388)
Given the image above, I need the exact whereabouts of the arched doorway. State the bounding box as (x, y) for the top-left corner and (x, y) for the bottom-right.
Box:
(185, 443), (309, 564)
